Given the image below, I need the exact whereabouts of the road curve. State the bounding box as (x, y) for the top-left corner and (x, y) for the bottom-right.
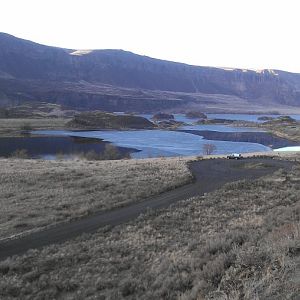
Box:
(0, 158), (295, 261)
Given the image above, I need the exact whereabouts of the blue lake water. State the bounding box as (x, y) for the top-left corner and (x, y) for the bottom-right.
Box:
(33, 129), (271, 158)
(0, 136), (137, 159)
(4, 113), (300, 159)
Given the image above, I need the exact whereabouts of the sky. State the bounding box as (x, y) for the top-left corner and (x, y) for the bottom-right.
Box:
(1, 0), (300, 73)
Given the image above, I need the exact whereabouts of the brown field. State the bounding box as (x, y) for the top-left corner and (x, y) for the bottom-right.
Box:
(0, 159), (299, 299)
(0, 118), (69, 137)
(269, 125), (300, 142)
(238, 118), (300, 143)
(0, 158), (192, 240)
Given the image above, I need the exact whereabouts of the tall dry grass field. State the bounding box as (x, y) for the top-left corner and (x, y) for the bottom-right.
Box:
(0, 162), (299, 299)
(0, 157), (192, 239)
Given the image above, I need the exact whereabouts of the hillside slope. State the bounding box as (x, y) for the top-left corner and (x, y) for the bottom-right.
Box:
(1, 32), (300, 112)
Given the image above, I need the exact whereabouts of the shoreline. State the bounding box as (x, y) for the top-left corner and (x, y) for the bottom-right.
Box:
(1, 116), (300, 159)
(0, 135), (140, 159)
(178, 129), (299, 149)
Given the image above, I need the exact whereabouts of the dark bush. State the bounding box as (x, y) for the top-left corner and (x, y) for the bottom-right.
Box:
(20, 122), (33, 131)
(10, 149), (29, 159)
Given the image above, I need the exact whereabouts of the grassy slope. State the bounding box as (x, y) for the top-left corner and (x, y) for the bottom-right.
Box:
(0, 158), (192, 239)
(0, 161), (299, 299)
(265, 124), (300, 142)
(233, 119), (300, 143)
(0, 111), (155, 138)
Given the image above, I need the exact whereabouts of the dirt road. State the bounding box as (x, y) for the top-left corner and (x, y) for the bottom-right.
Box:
(0, 158), (295, 260)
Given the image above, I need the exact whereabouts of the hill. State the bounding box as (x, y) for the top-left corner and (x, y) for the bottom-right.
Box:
(1, 33), (300, 113)
(67, 111), (156, 129)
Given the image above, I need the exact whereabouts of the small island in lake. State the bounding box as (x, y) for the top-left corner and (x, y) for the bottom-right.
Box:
(67, 111), (156, 129)
(185, 111), (207, 119)
(262, 115), (297, 125)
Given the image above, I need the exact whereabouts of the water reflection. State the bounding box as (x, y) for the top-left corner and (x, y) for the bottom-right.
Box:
(0, 136), (136, 159)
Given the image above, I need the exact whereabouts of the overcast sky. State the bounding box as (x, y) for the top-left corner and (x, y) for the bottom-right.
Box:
(1, 0), (299, 73)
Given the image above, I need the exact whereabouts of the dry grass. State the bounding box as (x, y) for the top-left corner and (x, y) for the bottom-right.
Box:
(265, 124), (300, 142)
(0, 118), (69, 137)
(0, 157), (192, 239)
(0, 162), (299, 299)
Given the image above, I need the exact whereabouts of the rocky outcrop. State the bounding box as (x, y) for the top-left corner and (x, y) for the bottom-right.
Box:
(262, 116), (297, 125)
(151, 113), (174, 121)
(157, 120), (187, 129)
(185, 111), (207, 119)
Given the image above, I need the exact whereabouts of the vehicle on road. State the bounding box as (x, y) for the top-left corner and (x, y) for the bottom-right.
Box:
(227, 153), (243, 159)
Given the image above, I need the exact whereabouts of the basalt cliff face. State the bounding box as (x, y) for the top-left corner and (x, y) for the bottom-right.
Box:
(1, 32), (300, 113)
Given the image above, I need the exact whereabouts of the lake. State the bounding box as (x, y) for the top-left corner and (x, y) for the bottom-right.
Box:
(30, 129), (271, 158)
(1, 113), (299, 159)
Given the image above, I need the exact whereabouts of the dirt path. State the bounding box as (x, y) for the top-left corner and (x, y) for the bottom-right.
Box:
(0, 158), (295, 261)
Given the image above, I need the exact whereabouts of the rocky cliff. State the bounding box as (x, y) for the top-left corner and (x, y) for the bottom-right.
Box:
(1, 32), (300, 112)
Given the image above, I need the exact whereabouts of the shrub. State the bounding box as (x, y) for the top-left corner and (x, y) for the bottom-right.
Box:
(19, 122), (33, 131)
(82, 150), (100, 160)
(203, 144), (217, 155)
(78, 144), (123, 161)
(101, 144), (121, 160)
(10, 149), (29, 159)
(55, 152), (66, 160)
